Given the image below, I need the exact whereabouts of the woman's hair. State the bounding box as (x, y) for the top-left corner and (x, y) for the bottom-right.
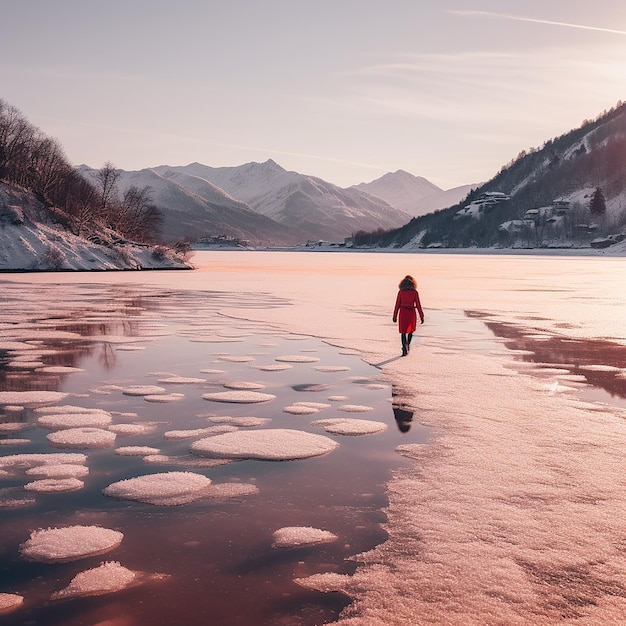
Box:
(399, 275), (417, 290)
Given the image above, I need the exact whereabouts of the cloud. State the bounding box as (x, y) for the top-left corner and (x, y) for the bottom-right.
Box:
(448, 10), (626, 36)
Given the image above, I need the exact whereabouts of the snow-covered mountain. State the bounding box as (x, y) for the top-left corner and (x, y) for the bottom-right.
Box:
(152, 160), (411, 241)
(78, 165), (304, 246)
(0, 182), (189, 271)
(353, 170), (476, 217)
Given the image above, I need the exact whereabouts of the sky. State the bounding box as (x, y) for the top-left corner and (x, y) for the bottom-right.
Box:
(1, 1), (625, 189)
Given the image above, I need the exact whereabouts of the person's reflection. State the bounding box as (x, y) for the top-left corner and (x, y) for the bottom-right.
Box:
(393, 405), (414, 433)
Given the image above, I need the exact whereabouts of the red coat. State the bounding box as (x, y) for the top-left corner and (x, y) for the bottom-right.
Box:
(393, 289), (424, 333)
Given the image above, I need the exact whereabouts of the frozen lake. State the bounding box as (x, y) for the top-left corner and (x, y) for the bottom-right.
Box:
(1, 251), (625, 625)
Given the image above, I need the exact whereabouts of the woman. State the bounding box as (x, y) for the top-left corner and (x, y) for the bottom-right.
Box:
(392, 275), (424, 356)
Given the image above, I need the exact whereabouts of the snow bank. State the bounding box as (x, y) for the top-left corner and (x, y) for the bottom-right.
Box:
(20, 526), (123, 562)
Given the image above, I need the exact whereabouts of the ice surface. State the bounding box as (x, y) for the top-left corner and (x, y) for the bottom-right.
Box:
(206, 483), (259, 498)
(311, 418), (387, 436)
(47, 427), (116, 449)
(272, 526), (338, 548)
(328, 395), (348, 401)
(24, 477), (84, 493)
(37, 366), (84, 374)
(202, 390), (276, 404)
(20, 526), (123, 562)
(0, 593), (24, 613)
(283, 404), (320, 415)
(0, 439), (30, 446)
(115, 446), (161, 456)
(199, 368), (226, 374)
(103, 471), (212, 505)
(191, 428), (339, 460)
(313, 365), (351, 372)
(51, 561), (136, 600)
(0, 391), (68, 406)
(216, 355), (255, 362)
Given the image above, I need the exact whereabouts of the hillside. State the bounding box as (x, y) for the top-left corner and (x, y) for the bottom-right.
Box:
(153, 160), (411, 242)
(353, 170), (475, 218)
(357, 102), (626, 251)
(0, 182), (189, 270)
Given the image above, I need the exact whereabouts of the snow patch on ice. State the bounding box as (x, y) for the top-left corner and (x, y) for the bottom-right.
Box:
(103, 471), (212, 505)
(0, 593), (24, 613)
(47, 427), (116, 449)
(272, 526), (338, 548)
(338, 404), (374, 413)
(0, 391), (68, 406)
(191, 428), (339, 460)
(202, 390), (276, 404)
(312, 418), (387, 436)
(51, 561), (137, 600)
(24, 478), (84, 493)
(115, 446), (161, 456)
(25, 464), (89, 478)
(20, 526), (123, 563)
(121, 385), (166, 397)
(37, 411), (112, 429)
(275, 355), (320, 363)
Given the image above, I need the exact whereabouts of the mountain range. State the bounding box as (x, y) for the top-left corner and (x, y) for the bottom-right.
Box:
(79, 161), (473, 246)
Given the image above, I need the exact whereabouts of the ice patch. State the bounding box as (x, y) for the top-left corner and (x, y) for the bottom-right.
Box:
(144, 393), (185, 403)
(157, 376), (207, 384)
(47, 427), (116, 449)
(312, 418), (387, 436)
(0, 439), (30, 446)
(115, 446), (161, 456)
(283, 405), (320, 415)
(121, 385), (166, 396)
(190, 428), (339, 461)
(0, 391), (69, 406)
(0, 593), (24, 613)
(51, 561), (136, 600)
(216, 355), (255, 362)
(578, 364), (621, 372)
(338, 404), (374, 413)
(24, 478), (84, 493)
(223, 381), (265, 390)
(254, 363), (292, 371)
(103, 471), (212, 505)
(328, 395), (348, 402)
(313, 365), (351, 372)
(108, 423), (152, 436)
(37, 366), (84, 374)
(0, 453), (87, 469)
(294, 572), (350, 593)
(275, 355), (320, 363)
(164, 425), (238, 440)
(200, 368), (226, 374)
(206, 416), (271, 427)
(272, 526), (338, 548)
(20, 526), (123, 562)
(37, 411), (112, 429)
(202, 391), (276, 404)
(206, 483), (259, 498)
(25, 464), (89, 478)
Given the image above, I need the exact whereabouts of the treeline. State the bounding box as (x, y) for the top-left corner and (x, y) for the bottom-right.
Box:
(0, 99), (162, 243)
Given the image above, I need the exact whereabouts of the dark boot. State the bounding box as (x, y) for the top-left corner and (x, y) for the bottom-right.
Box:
(401, 334), (407, 356)
(407, 333), (413, 352)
